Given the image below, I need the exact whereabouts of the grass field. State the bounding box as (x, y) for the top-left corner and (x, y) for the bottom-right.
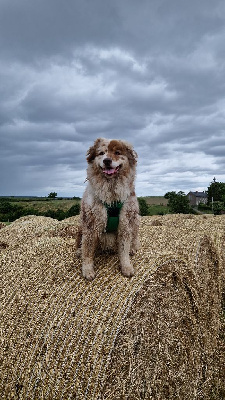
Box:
(143, 196), (168, 206)
(148, 204), (169, 215)
(15, 198), (80, 213)
(140, 196), (169, 215)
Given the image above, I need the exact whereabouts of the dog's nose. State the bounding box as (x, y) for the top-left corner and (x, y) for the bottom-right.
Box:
(103, 157), (112, 166)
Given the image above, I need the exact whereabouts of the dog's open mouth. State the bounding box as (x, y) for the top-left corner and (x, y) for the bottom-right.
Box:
(102, 166), (121, 176)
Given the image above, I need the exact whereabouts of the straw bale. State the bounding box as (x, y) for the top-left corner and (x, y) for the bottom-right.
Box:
(0, 214), (224, 399)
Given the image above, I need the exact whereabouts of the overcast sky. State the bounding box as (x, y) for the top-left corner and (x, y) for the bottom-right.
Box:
(0, 0), (225, 197)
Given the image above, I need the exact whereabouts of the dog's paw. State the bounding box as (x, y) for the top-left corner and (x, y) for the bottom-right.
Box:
(130, 239), (141, 255)
(82, 264), (96, 281)
(121, 265), (134, 278)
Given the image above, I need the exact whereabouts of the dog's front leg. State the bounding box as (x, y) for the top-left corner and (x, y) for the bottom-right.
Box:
(81, 232), (97, 281)
(118, 234), (134, 278)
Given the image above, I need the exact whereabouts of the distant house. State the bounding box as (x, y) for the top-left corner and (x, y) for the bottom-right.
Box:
(187, 191), (208, 206)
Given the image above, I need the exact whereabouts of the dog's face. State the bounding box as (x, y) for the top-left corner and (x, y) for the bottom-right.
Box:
(86, 138), (137, 179)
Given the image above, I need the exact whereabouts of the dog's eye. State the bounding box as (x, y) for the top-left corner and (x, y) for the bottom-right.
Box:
(99, 151), (105, 156)
(115, 150), (121, 155)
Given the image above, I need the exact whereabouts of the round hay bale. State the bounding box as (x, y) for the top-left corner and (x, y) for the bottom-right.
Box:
(102, 238), (224, 399)
(0, 215), (224, 399)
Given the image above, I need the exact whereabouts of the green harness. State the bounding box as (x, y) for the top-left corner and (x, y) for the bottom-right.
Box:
(104, 201), (124, 232)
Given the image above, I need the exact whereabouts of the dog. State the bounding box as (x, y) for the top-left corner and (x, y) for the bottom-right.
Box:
(76, 137), (140, 280)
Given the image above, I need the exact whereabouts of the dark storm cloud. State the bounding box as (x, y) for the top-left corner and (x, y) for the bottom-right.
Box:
(0, 0), (120, 62)
(1, 0), (224, 62)
(0, 0), (225, 196)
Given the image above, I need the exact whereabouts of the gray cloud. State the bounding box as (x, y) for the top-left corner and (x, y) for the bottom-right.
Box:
(0, 0), (225, 197)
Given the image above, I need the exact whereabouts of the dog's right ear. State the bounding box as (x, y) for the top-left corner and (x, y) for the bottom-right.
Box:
(86, 138), (102, 163)
(86, 145), (96, 163)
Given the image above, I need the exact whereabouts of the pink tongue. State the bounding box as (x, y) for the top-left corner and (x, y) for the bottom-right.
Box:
(104, 168), (116, 175)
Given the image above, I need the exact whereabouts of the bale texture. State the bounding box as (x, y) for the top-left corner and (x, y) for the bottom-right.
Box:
(0, 214), (224, 399)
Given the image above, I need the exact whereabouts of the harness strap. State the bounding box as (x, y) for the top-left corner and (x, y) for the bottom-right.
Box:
(103, 201), (124, 232)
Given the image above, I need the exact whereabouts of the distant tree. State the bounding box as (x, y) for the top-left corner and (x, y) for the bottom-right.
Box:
(164, 191), (176, 201)
(48, 192), (57, 199)
(207, 180), (225, 204)
(164, 191), (191, 214)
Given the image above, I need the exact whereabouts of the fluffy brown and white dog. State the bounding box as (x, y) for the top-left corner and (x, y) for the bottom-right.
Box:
(76, 137), (140, 280)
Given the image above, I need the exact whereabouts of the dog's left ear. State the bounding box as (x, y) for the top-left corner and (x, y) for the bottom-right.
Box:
(125, 143), (138, 167)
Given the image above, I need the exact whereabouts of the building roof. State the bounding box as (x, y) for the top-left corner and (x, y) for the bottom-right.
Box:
(188, 191), (207, 198)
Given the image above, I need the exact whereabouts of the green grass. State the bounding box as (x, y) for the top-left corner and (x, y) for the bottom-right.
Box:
(148, 204), (169, 215)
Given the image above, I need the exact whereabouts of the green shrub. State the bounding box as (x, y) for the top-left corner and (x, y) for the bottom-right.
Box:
(198, 203), (211, 211)
(66, 204), (80, 217)
(0, 201), (25, 222)
(212, 201), (225, 215)
(44, 209), (66, 221)
(138, 198), (149, 216)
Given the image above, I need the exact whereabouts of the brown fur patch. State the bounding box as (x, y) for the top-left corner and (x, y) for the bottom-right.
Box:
(108, 140), (126, 154)
(107, 140), (137, 166)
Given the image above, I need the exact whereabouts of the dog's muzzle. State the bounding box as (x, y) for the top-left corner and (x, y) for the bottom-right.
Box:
(102, 157), (120, 176)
